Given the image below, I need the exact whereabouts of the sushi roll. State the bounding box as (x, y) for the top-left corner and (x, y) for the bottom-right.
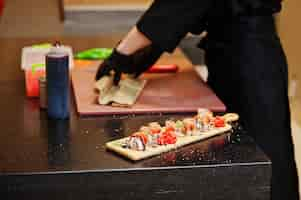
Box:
(165, 120), (182, 135)
(183, 118), (196, 135)
(147, 122), (162, 146)
(174, 120), (185, 137)
(139, 126), (157, 147)
(195, 108), (214, 132)
(139, 126), (150, 134)
(148, 122), (162, 134)
(125, 132), (148, 151)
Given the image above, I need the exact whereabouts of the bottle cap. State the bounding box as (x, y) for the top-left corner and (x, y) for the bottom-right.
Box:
(48, 42), (68, 57)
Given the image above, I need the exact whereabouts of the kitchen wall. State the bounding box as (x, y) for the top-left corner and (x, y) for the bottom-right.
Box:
(277, 0), (301, 196)
(278, 0), (301, 98)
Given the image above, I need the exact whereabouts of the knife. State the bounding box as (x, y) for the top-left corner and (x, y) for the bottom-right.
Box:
(147, 64), (179, 73)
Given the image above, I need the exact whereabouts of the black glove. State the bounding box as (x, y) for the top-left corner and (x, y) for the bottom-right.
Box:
(95, 44), (163, 85)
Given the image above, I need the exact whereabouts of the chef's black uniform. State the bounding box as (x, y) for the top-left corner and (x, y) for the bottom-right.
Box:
(136, 1), (299, 199)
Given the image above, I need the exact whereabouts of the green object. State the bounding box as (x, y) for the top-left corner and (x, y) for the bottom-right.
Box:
(31, 63), (45, 74)
(32, 43), (52, 49)
(75, 48), (113, 60)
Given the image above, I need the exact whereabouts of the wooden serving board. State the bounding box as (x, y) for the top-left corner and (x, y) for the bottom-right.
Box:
(72, 50), (226, 116)
(106, 124), (232, 161)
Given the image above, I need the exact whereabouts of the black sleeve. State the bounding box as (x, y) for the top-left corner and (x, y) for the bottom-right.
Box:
(136, 0), (212, 53)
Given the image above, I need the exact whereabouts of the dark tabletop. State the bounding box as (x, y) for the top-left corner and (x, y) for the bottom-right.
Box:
(0, 36), (270, 176)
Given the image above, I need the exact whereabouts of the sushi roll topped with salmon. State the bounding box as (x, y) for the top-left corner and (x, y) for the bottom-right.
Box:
(182, 118), (197, 135)
(195, 108), (214, 132)
(122, 108), (237, 151)
(125, 132), (148, 151)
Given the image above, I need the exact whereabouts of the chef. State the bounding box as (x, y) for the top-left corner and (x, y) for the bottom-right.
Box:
(95, 0), (299, 199)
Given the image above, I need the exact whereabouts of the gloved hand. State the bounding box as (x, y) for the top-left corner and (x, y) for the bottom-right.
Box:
(95, 44), (163, 85)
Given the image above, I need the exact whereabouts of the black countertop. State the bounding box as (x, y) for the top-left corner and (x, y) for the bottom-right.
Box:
(0, 80), (270, 175)
(0, 37), (271, 200)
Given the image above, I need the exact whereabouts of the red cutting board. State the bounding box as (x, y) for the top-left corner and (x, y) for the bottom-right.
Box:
(72, 50), (226, 116)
